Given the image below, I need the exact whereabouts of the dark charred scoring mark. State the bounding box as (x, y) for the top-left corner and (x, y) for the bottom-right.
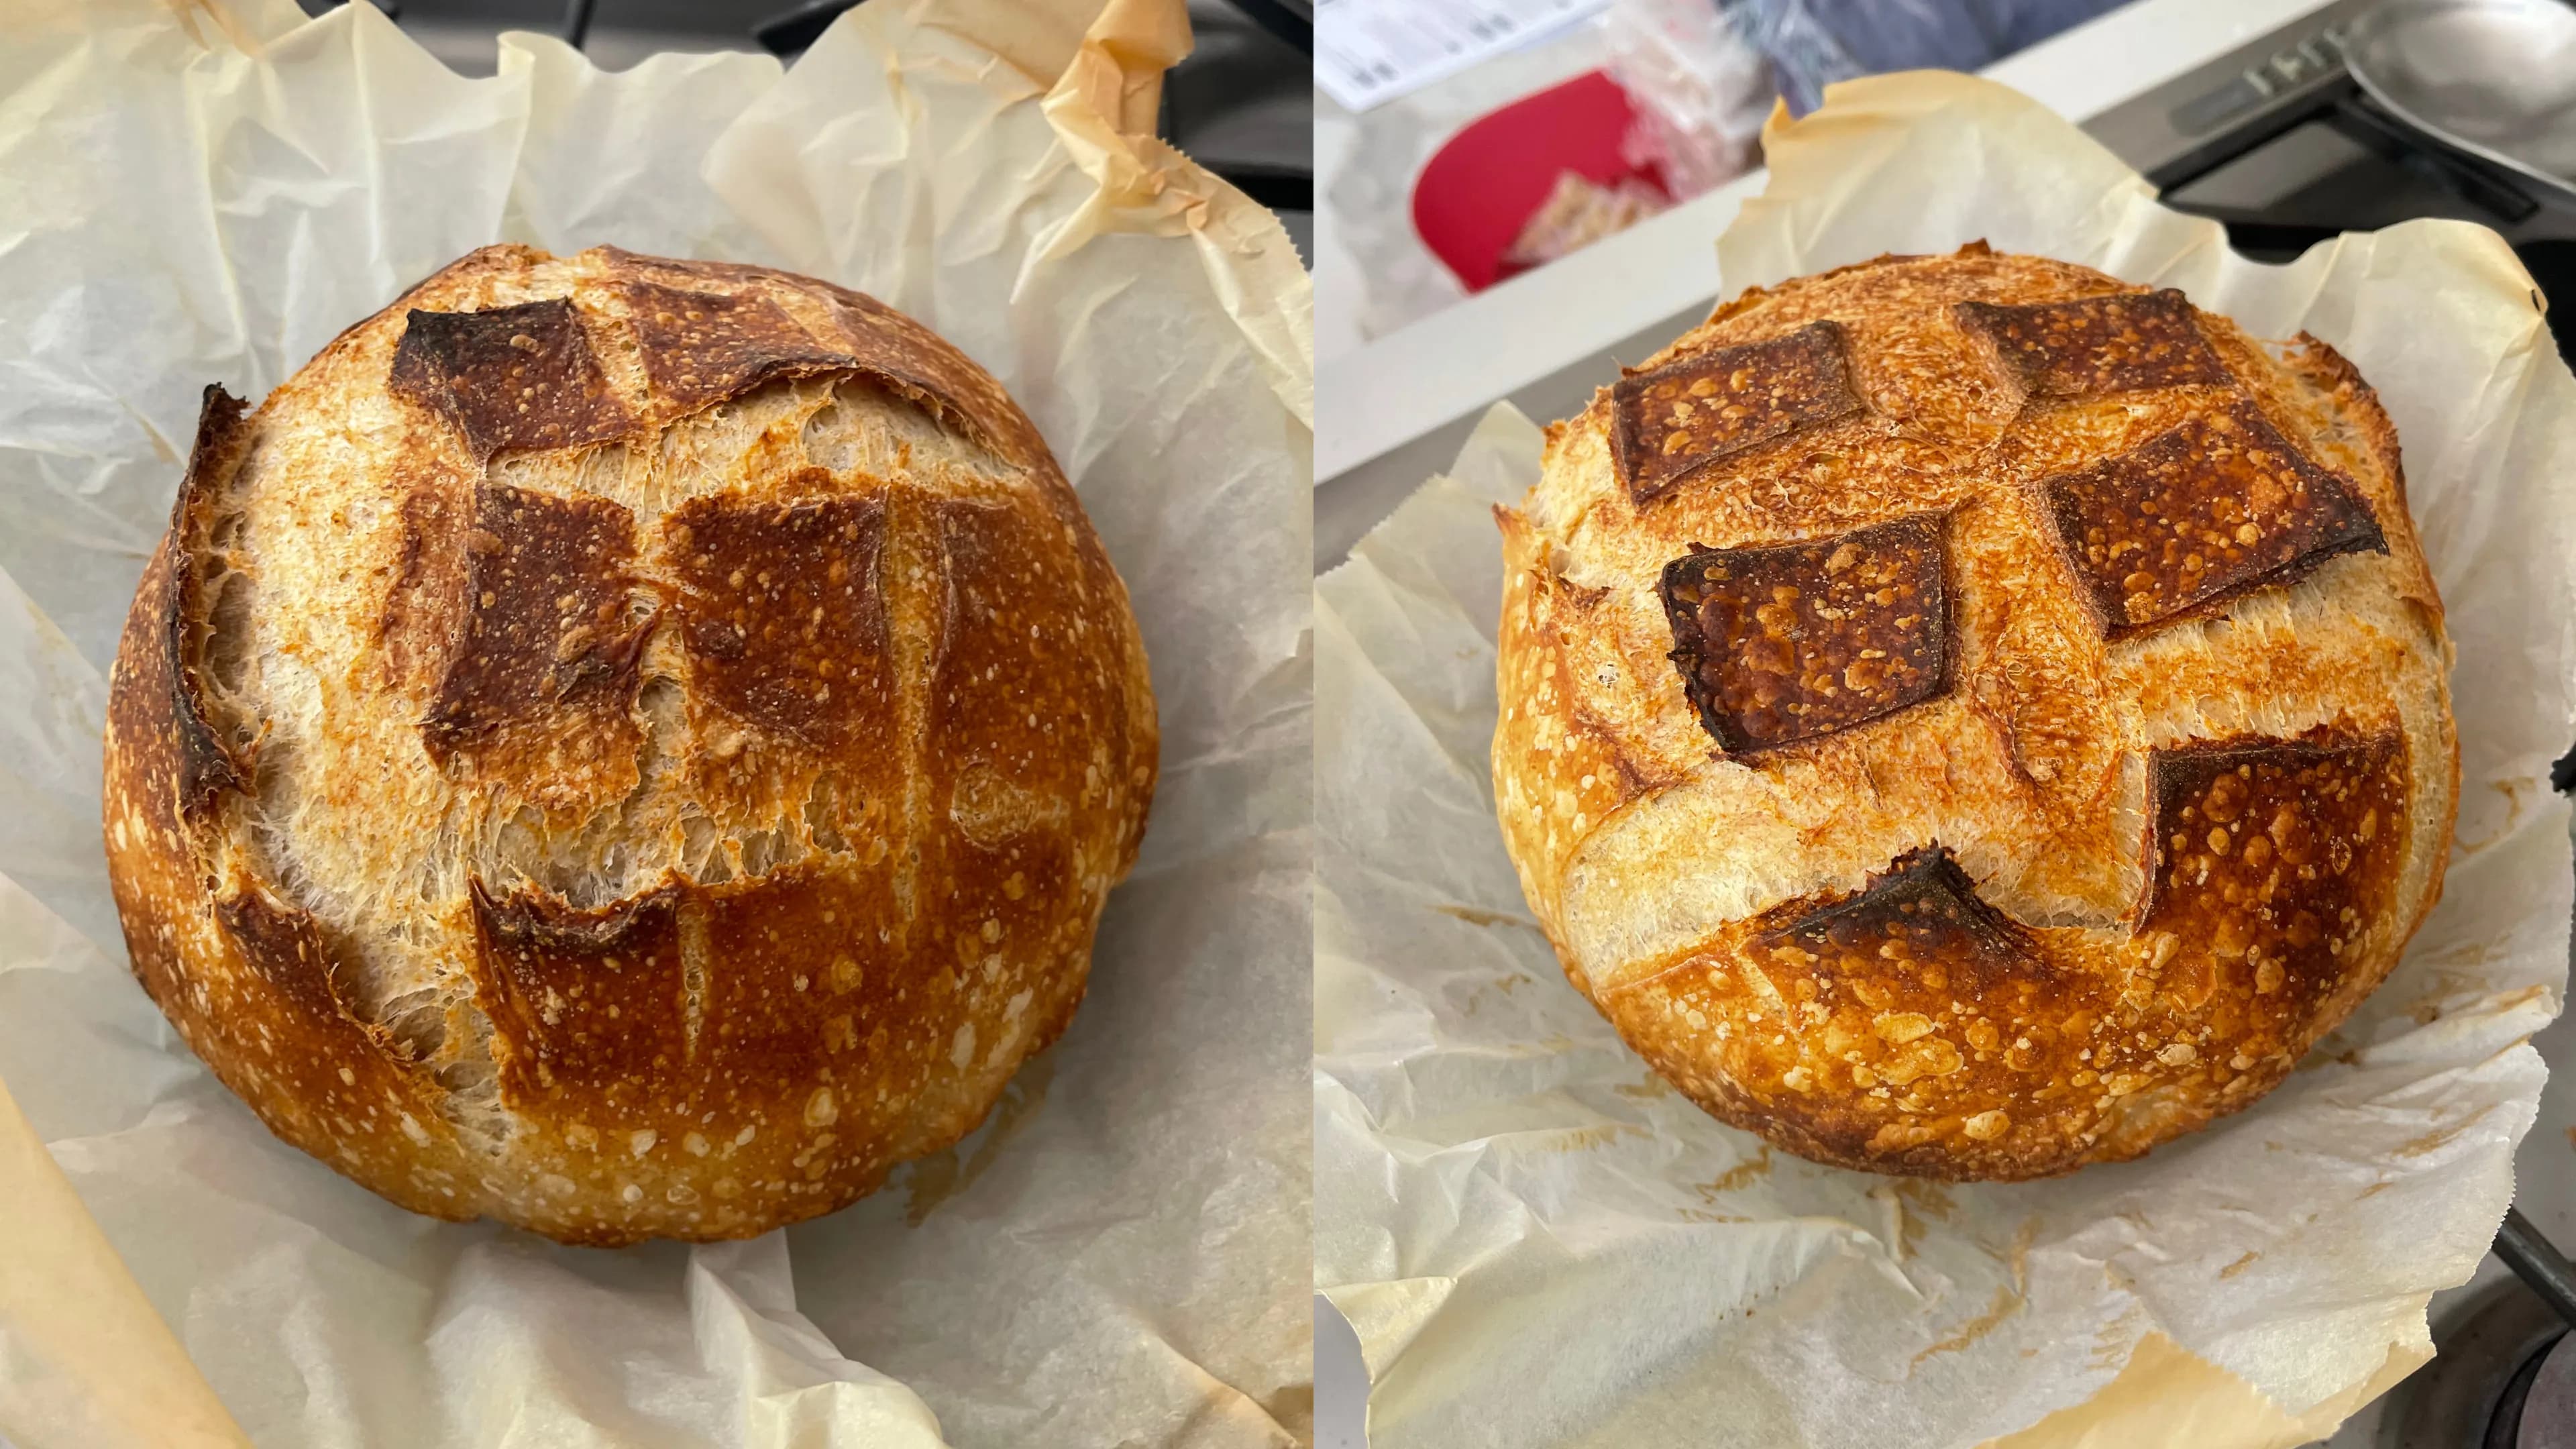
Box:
(1755, 846), (2046, 996)
(2135, 733), (2408, 1013)
(1694, 844), (2072, 1153)
(470, 869), (912, 1147)
(470, 879), (690, 1118)
(665, 489), (892, 753)
(822, 283), (1046, 470)
(214, 889), (363, 1026)
(1611, 321), (1862, 504)
(618, 280), (857, 411)
(1955, 288), (2228, 398)
(423, 484), (652, 761)
(163, 385), (256, 818)
(388, 299), (635, 459)
(602, 250), (1065, 482)
(377, 482), (467, 686)
(1660, 514), (1949, 754)
(2041, 400), (2386, 639)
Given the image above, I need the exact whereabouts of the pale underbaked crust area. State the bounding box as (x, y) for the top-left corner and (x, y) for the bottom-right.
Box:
(1493, 244), (2455, 1181)
(103, 246), (1157, 1244)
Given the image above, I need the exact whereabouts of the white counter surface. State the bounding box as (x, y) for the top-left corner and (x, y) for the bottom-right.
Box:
(1313, 0), (2345, 489)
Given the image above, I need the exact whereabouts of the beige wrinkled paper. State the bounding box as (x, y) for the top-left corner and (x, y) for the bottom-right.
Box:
(1317, 72), (2576, 1449)
(0, 0), (1313, 1444)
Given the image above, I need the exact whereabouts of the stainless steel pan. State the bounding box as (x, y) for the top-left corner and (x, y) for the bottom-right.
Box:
(2342, 0), (2576, 207)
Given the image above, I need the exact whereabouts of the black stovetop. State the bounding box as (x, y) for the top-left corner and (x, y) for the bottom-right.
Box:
(2082, 0), (2576, 365)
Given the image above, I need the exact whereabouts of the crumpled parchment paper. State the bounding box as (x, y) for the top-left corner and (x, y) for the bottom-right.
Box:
(0, 1), (1313, 1445)
(1315, 71), (2576, 1449)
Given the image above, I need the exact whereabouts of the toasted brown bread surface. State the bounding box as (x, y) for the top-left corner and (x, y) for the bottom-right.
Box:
(104, 246), (1157, 1244)
(1494, 244), (2453, 1180)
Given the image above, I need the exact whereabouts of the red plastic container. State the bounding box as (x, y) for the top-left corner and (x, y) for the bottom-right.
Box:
(1410, 70), (1668, 292)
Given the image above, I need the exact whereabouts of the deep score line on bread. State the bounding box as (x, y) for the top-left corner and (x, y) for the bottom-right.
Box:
(1492, 243), (2455, 1181)
(101, 245), (1157, 1245)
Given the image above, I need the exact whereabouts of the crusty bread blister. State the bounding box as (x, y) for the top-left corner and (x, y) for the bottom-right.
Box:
(103, 245), (1157, 1245)
(1493, 243), (2455, 1181)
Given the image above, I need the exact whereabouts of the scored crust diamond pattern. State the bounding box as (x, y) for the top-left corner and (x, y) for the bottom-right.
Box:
(1640, 288), (2400, 1020)
(617, 281), (857, 410)
(1611, 321), (1862, 504)
(389, 299), (636, 458)
(2135, 734), (2409, 1012)
(1514, 260), (2436, 1179)
(2041, 400), (2387, 638)
(422, 483), (650, 765)
(665, 492), (894, 753)
(1658, 515), (1949, 753)
(1753, 845), (2044, 996)
(1955, 288), (2229, 398)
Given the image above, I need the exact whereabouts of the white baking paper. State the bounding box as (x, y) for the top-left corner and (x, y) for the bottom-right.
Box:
(0, 1), (1313, 1445)
(1315, 71), (2576, 1449)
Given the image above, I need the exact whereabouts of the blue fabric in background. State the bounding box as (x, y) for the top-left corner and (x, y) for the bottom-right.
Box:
(1731, 0), (2137, 114)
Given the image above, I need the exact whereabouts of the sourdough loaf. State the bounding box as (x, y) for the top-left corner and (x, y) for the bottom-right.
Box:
(103, 245), (1155, 1244)
(1493, 243), (2454, 1180)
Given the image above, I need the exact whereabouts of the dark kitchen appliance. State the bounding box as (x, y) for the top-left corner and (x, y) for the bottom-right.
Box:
(2082, 0), (2576, 364)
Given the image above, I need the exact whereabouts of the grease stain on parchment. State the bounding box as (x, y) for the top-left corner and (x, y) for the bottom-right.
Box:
(1613, 1075), (1675, 1102)
(2089, 1302), (2148, 1373)
(1695, 1144), (1772, 1201)
(2396, 1104), (2494, 1160)
(1878, 1181), (1958, 1263)
(1872, 1183), (1925, 1264)
(2457, 777), (2533, 855)
(1909, 1216), (2043, 1369)
(1897, 1178), (1955, 1221)
(1261, 1384), (1313, 1443)
(1434, 903), (1544, 933)
(1466, 971), (1538, 1016)
(1544, 1122), (1648, 1152)
(1913, 1283), (2022, 1368)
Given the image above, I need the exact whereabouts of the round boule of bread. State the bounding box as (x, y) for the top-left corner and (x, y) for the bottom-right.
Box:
(1492, 243), (2455, 1181)
(102, 245), (1156, 1244)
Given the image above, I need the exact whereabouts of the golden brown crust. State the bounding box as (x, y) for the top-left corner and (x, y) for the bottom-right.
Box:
(1495, 244), (2455, 1181)
(103, 246), (1156, 1244)
(160, 386), (256, 817)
